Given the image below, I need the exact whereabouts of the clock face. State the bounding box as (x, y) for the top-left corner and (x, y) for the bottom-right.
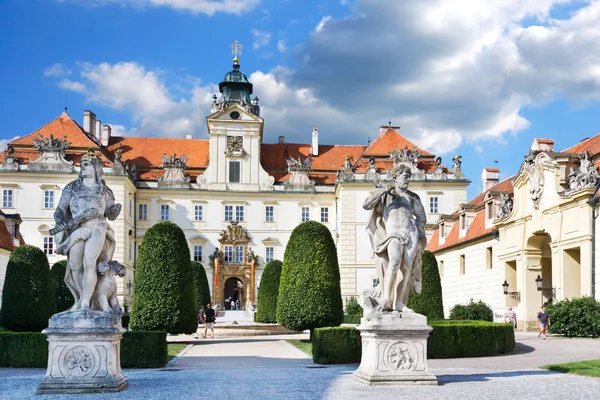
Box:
(230, 111), (240, 120)
(227, 136), (243, 152)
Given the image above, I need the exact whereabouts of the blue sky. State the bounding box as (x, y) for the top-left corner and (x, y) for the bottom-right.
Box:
(1, 0), (599, 200)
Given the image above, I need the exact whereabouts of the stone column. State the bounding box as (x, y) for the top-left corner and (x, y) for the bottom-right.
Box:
(37, 309), (128, 394)
(354, 312), (437, 386)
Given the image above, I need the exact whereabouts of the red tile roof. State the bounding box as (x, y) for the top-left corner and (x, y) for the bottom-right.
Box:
(563, 133), (600, 157)
(363, 128), (433, 157)
(484, 167), (499, 172)
(0, 211), (21, 251)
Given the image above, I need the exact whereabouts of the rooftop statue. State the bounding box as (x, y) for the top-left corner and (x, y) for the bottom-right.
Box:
(50, 150), (122, 312)
(362, 164), (427, 314)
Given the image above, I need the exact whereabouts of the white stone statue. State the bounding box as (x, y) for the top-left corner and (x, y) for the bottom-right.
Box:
(51, 150), (122, 311)
(94, 261), (127, 313)
(362, 164), (427, 314)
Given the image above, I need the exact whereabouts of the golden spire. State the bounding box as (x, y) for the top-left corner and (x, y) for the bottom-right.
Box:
(230, 40), (243, 64)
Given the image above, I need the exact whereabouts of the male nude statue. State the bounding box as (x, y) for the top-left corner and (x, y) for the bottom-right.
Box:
(363, 164), (427, 313)
(51, 150), (122, 311)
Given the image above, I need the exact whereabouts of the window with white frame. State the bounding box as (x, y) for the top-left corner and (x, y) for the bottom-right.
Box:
(138, 204), (148, 221)
(224, 246), (233, 262)
(129, 199), (133, 218)
(486, 201), (494, 220)
(194, 205), (203, 221)
(234, 246), (244, 263)
(265, 246), (274, 262)
(235, 205), (244, 222)
(320, 207), (329, 223)
(486, 247), (493, 269)
(224, 205), (233, 221)
(438, 260), (444, 278)
(44, 190), (55, 209)
(301, 206), (310, 222)
(2, 189), (13, 208)
(459, 254), (466, 275)
(429, 196), (439, 214)
(265, 206), (274, 222)
(43, 236), (53, 255)
(460, 214), (467, 230)
(193, 245), (203, 262)
(160, 204), (170, 220)
(229, 160), (241, 183)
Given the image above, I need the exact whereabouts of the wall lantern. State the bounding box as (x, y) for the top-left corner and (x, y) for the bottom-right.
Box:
(502, 280), (520, 302)
(535, 274), (556, 304)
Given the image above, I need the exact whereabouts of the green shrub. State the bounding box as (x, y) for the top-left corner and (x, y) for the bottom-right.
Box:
(345, 297), (363, 316)
(255, 260), (283, 323)
(313, 327), (362, 364)
(407, 250), (444, 320)
(0, 331), (48, 367)
(50, 260), (74, 313)
(121, 314), (130, 329)
(121, 331), (168, 368)
(191, 261), (211, 311)
(343, 315), (362, 324)
(449, 300), (493, 321)
(0, 245), (56, 332)
(130, 222), (197, 334)
(277, 221), (343, 333)
(428, 320), (515, 358)
(547, 297), (600, 337)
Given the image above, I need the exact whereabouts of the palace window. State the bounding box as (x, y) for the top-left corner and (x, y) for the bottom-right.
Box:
(224, 205), (233, 221)
(229, 161), (241, 183)
(44, 190), (55, 209)
(440, 222), (446, 238)
(320, 207), (329, 223)
(43, 236), (53, 255)
(459, 254), (466, 275)
(265, 247), (274, 263)
(234, 246), (244, 263)
(160, 204), (170, 221)
(138, 204), (148, 221)
(235, 205), (244, 222)
(193, 245), (203, 262)
(224, 246), (233, 262)
(460, 214), (467, 230)
(429, 196), (439, 214)
(301, 206), (310, 222)
(486, 247), (493, 269)
(194, 205), (203, 221)
(2, 189), (13, 208)
(486, 201), (494, 220)
(438, 260), (444, 279)
(265, 206), (274, 222)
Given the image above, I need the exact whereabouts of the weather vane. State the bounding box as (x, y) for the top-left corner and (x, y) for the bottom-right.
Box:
(230, 40), (243, 64)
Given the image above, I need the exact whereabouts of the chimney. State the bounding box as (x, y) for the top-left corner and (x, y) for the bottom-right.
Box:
(83, 110), (97, 136)
(482, 167), (500, 192)
(278, 136), (285, 144)
(101, 125), (111, 147)
(186, 134), (192, 139)
(531, 138), (554, 152)
(95, 120), (102, 143)
(312, 127), (319, 156)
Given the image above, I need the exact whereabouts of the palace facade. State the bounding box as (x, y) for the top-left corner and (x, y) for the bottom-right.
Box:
(0, 56), (469, 311)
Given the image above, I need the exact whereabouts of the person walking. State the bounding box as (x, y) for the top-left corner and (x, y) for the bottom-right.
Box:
(194, 306), (205, 339)
(537, 305), (551, 339)
(506, 307), (517, 329)
(204, 303), (216, 339)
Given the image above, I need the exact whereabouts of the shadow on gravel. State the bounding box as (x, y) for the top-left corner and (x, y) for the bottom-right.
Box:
(437, 369), (558, 384)
(507, 342), (535, 355)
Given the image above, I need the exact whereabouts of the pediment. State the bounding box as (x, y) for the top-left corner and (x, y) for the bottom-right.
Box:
(262, 237), (281, 246)
(189, 234), (208, 244)
(207, 104), (262, 122)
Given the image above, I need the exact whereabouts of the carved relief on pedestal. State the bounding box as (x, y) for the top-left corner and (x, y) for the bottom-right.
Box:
(28, 134), (74, 172)
(566, 151), (599, 194)
(62, 346), (96, 378)
(385, 341), (416, 371)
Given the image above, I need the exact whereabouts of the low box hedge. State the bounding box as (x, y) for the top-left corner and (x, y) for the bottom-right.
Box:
(312, 320), (515, 364)
(342, 315), (361, 325)
(312, 327), (361, 364)
(0, 330), (167, 368)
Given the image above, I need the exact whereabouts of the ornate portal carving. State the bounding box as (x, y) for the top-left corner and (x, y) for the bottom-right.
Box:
(28, 134), (74, 172)
(495, 192), (513, 220)
(566, 151), (599, 194)
(219, 221), (249, 244)
(523, 151), (544, 208)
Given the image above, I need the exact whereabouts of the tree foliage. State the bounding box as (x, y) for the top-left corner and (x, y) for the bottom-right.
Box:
(0, 245), (56, 332)
(50, 260), (74, 313)
(277, 221), (343, 332)
(344, 297), (363, 316)
(407, 250), (444, 320)
(255, 260), (282, 323)
(130, 222), (197, 333)
(449, 300), (493, 321)
(191, 261), (211, 311)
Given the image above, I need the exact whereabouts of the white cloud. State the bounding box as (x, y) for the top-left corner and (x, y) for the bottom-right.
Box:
(251, 29), (271, 50)
(277, 39), (287, 53)
(315, 16), (331, 33)
(57, 0), (260, 16)
(0, 136), (21, 152)
(43, 63), (71, 77)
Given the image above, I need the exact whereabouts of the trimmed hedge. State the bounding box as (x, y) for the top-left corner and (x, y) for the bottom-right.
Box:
(0, 330), (167, 368)
(428, 320), (515, 358)
(407, 250), (444, 320)
(345, 297), (363, 316)
(449, 300), (493, 321)
(547, 296), (600, 337)
(0, 245), (56, 332)
(50, 260), (75, 313)
(191, 261), (211, 311)
(277, 221), (343, 333)
(255, 260), (282, 323)
(130, 222), (197, 334)
(343, 315), (361, 324)
(313, 327), (362, 364)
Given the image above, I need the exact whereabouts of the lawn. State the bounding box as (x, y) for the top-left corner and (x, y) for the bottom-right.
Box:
(167, 343), (188, 362)
(287, 339), (312, 357)
(542, 359), (600, 378)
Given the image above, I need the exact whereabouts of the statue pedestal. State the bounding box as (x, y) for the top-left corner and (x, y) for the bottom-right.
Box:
(354, 312), (437, 386)
(37, 309), (128, 394)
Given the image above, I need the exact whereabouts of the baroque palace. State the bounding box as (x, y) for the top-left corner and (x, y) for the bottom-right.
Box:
(0, 53), (469, 311)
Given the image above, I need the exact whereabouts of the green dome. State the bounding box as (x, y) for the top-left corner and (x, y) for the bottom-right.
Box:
(219, 63), (253, 104)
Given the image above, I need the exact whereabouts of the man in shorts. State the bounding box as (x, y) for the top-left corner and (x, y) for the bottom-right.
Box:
(537, 306), (551, 339)
(204, 303), (216, 339)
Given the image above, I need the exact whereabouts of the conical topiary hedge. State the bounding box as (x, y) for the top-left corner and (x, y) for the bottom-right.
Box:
(50, 260), (74, 313)
(191, 261), (211, 311)
(407, 250), (444, 320)
(255, 259), (282, 323)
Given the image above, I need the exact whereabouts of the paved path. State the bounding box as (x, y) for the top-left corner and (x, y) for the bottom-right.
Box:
(1, 332), (600, 399)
